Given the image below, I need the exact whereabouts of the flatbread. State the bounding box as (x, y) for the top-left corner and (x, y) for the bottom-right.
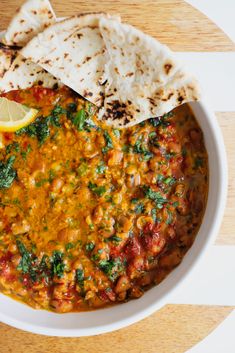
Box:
(98, 18), (200, 127)
(2, 0), (56, 47)
(21, 13), (119, 107)
(0, 46), (17, 78)
(0, 52), (58, 93)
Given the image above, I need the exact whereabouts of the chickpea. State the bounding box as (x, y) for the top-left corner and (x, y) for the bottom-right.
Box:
(93, 205), (104, 224)
(175, 183), (185, 197)
(117, 215), (133, 233)
(159, 248), (182, 269)
(12, 220), (30, 235)
(32, 160), (46, 174)
(57, 228), (79, 242)
(11, 254), (21, 267)
(112, 193), (122, 205)
(51, 178), (64, 193)
(136, 216), (154, 230)
(99, 217), (115, 238)
(92, 242), (109, 261)
(168, 141), (181, 154)
(51, 299), (73, 313)
(4, 206), (18, 218)
(115, 275), (131, 294)
(107, 150), (123, 166)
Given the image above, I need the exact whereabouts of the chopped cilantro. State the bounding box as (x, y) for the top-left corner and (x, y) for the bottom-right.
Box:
(75, 268), (84, 290)
(143, 186), (168, 209)
(133, 137), (153, 161)
(99, 258), (124, 282)
(102, 131), (113, 154)
(88, 182), (106, 196)
(134, 203), (145, 214)
(85, 242), (95, 252)
(0, 155), (17, 189)
(113, 129), (121, 138)
(65, 242), (74, 251)
(96, 162), (106, 174)
(6, 142), (20, 154)
(21, 144), (32, 160)
(194, 157), (204, 168)
(51, 251), (65, 278)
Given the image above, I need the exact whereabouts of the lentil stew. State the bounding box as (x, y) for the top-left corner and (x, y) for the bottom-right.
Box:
(0, 86), (208, 313)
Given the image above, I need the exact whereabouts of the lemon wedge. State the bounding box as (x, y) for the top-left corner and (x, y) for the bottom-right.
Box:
(0, 97), (38, 132)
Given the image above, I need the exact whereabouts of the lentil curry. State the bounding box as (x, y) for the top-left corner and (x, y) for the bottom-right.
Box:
(0, 86), (208, 313)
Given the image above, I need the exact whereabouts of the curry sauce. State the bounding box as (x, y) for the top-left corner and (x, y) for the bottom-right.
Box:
(0, 86), (208, 312)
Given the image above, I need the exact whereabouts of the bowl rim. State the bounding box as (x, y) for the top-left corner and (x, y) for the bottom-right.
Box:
(0, 100), (228, 337)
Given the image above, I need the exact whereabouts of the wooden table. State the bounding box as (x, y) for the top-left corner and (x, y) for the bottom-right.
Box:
(0, 1), (234, 352)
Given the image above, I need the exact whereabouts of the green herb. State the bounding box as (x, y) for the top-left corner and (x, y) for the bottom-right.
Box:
(122, 144), (131, 153)
(166, 209), (173, 225)
(21, 144), (32, 160)
(194, 157), (203, 168)
(164, 151), (176, 160)
(16, 105), (65, 145)
(88, 182), (106, 196)
(96, 162), (106, 174)
(16, 240), (33, 275)
(134, 203), (145, 214)
(182, 146), (187, 157)
(143, 186), (168, 209)
(77, 161), (88, 176)
(151, 208), (157, 222)
(35, 178), (49, 187)
(67, 103), (77, 112)
(65, 242), (74, 251)
(75, 268), (84, 290)
(113, 129), (121, 138)
(99, 258), (124, 282)
(163, 176), (175, 186)
(85, 242), (95, 252)
(102, 131), (113, 154)
(51, 251), (65, 278)
(133, 137), (153, 161)
(149, 112), (173, 128)
(73, 109), (86, 130)
(0, 155), (17, 189)
(6, 142), (20, 154)
(131, 198), (139, 204)
(106, 235), (122, 243)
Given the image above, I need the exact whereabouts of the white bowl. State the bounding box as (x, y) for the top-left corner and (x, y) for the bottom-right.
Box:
(0, 101), (227, 336)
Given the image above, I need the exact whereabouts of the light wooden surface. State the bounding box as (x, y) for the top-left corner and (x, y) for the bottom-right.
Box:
(0, 1), (234, 352)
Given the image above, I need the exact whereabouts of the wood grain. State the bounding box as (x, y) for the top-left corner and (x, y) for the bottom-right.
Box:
(0, 1), (234, 352)
(0, 305), (233, 353)
(0, 0), (235, 51)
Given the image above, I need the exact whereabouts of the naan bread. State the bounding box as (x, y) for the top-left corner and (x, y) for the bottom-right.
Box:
(21, 13), (119, 107)
(98, 17), (200, 127)
(0, 52), (58, 93)
(2, 0), (56, 47)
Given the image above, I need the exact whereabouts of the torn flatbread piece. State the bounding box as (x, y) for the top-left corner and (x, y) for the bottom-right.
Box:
(98, 17), (200, 128)
(2, 0), (56, 47)
(0, 52), (58, 93)
(0, 46), (17, 78)
(21, 13), (119, 107)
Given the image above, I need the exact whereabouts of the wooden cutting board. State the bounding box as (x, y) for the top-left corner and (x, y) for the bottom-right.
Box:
(0, 1), (234, 352)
